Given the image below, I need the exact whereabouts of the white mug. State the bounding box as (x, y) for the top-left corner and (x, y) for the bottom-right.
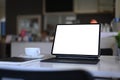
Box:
(25, 48), (40, 57)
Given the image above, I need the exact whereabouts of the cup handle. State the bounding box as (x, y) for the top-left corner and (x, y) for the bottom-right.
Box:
(37, 49), (40, 55)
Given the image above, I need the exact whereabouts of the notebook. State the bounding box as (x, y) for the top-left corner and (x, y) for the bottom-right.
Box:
(0, 57), (40, 65)
(41, 24), (101, 64)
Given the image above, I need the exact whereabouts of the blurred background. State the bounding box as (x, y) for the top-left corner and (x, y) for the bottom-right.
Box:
(0, 0), (120, 58)
(0, 0), (119, 41)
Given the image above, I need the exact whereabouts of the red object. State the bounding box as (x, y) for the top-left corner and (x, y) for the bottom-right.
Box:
(20, 29), (26, 37)
(90, 19), (98, 24)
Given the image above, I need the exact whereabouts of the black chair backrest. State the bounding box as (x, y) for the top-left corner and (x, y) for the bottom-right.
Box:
(0, 69), (94, 80)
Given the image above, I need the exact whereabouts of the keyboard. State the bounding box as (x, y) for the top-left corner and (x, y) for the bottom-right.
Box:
(41, 58), (99, 64)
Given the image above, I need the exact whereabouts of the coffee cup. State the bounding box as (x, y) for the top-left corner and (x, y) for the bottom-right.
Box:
(25, 48), (40, 57)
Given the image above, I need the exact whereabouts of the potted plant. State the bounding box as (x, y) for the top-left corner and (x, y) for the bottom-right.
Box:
(115, 32), (120, 60)
(115, 32), (120, 48)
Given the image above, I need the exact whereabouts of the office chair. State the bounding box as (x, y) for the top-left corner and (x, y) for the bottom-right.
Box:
(0, 68), (94, 80)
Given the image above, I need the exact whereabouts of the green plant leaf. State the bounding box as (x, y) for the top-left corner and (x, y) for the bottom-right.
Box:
(115, 32), (120, 48)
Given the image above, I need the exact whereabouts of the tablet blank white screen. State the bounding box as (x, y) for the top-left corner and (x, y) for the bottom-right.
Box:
(53, 24), (100, 56)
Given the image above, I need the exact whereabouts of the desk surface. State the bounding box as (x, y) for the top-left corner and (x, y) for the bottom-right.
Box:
(0, 56), (120, 79)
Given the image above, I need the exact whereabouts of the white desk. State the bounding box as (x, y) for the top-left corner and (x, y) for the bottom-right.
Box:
(0, 56), (120, 79)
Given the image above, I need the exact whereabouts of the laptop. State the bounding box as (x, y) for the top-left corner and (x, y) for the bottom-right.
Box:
(41, 24), (101, 64)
